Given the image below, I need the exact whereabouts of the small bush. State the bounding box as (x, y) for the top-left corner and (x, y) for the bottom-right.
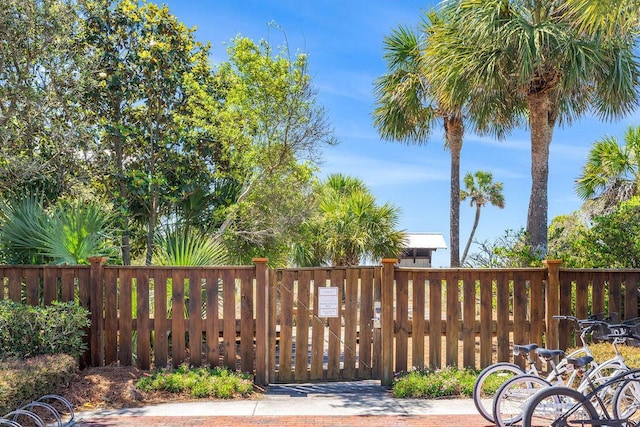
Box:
(0, 354), (77, 415)
(392, 366), (478, 398)
(0, 300), (90, 359)
(136, 365), (253, 399)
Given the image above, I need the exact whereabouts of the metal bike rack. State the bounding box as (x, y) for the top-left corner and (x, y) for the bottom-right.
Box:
(2, 394), (75, 426)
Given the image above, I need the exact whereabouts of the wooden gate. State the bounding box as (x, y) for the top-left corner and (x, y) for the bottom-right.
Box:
(267, 266), (382, 383)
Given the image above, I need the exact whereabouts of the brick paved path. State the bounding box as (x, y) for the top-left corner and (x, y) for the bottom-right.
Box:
(78, 415), (494, 426)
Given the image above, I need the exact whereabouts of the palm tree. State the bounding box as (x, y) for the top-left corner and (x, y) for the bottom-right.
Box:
(433, 0), (639, 260)
(291, 174), (406, 267)
(575, 125), (640, 213)
(460, 171), (505, 265)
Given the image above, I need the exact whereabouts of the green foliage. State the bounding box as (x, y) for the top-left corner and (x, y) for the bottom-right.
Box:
(392, 366), (478, 398)
(0, 197), (115, 265)
(467, 228), (541, 268)
(567, 342), (640, 368)
(153, 225), (229, 266)
(0, 354), (77, 415)
(291, 174), (406, 266)
(0, 300), (90, 360)
(136, 364), (253, 399)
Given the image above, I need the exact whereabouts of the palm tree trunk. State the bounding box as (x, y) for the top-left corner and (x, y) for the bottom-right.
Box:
(461, 205), (481, 266)
(446, 116), (463, 267)
(527, 92), (556, 259)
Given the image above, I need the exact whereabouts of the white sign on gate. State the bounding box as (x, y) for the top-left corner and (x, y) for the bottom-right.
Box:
(317, 286), (339, 317)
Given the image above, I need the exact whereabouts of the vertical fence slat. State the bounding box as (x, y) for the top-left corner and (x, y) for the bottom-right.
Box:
(119, 269), (133, 366)
(445, 272), (458, 367)
(7, 268), (21, 302)
(222, 269), (236, 371)
(188, 269), (203, 367)
(512, 272), (527, 365)
(294, 270), (311, 381)
(529, 271), (544, 355)
(609, 272), (622, 320)
(496, 273), (510, 362)
(172, 270), (187, 367)
(412, 271), (425, 370)
(153, 269), (169, 368)
(592, 271), (605, 316)
(395, 270), (409, 373)
(61, 268), (75, 302)
(343, 268), (358, 379)
(479, 271), (492, 368)
(462, 271), (475, 369)
(278, 270), (294, 382)
(137, 270), (150, 370)
(327, 269), (343, 380)
(310, 269), (327, 380)
(43, 267), (57, 305)
(254, 260), (268, 385)
(25, 268), (39, 305)
(240, 269), (254, 374)
(625, 272), (639, 320)
(359, 268), (374, 379)
(103, 268), (118, 365)
(429, 275), (442, 368)
(204, 269), (219, 367)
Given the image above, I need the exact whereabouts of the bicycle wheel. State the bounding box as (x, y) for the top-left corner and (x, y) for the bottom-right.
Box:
(493, 374), (552, 426)
(522, 386), (599, 427)
(612, 377), (640, 423)
(472, 362), (524, 422)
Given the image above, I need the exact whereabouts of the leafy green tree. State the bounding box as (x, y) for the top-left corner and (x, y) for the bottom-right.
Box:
(153, 225), (229, 266)
(466, 228), (538, 268)
(459, 171), (505, 266)
(291, 174), (405, 267)
(178, 36), (335, 266)
(434, 0), (640, 260)
(575, 125), (640, 213)
(0, 0), (90, 201)
(547, 212), (591, 268)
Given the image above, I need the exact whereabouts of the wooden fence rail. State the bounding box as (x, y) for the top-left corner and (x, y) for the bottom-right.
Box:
(2, 258), (639, 385)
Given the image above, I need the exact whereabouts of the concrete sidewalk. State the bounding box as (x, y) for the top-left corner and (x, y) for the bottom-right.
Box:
(74, 381), (493, 426)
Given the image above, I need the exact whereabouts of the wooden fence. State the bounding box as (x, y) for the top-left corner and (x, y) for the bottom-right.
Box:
(2, 258), (640, 385)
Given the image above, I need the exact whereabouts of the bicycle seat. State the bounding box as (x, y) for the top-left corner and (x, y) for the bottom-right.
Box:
(513, 343), (538, 355)
(566, 355), (594, 368)
(535, 348), (565, 360)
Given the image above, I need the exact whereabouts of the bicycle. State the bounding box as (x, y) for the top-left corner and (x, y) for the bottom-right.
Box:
(493, 317), (634, 426)
(521, 322), (640, 427)
(473, 313), (610, 423)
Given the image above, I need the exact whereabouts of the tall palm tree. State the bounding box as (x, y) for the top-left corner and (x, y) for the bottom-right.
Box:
(460, 171), (505, 265)
(575, 125), (640, 212)
(433, 0), (639, 259)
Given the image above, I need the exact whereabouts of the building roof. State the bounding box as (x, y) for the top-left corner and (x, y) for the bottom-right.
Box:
(405, 232), (447, 249)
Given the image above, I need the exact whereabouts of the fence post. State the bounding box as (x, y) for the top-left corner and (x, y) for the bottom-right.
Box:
(253, 258), (270, 385)
(381, 258), (396, 386)
(88, 256), (107, 367)
(544, 259), (562, 354)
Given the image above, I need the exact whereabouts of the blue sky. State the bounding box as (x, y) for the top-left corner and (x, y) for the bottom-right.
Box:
(164, 0), (640, 267)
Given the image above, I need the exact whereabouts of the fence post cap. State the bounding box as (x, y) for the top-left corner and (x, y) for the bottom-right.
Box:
(381, 258), (398, 264)
(252, 258), (269, 264)
(87, 256), (108, 264)
(543, 259), (563, 266)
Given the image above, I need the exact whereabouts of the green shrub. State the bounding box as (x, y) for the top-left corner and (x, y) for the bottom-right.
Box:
(0, 300), (90, 360)
(136, 364), (253, 399)
(392, 366), (478, 398)
(0, 354), (77, 415)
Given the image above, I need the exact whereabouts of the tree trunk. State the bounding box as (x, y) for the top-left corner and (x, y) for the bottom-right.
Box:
(461, 205), (481, 266)
(527, 92), (556, 259)
(446, 116), (464, 268)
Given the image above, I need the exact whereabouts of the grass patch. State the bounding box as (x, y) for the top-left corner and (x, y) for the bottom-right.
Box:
(136, 364), (254, 399)
(392, 366), (478, 398)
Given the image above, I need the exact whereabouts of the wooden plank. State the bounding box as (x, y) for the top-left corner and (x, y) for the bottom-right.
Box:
(429, 275), (442, 368)
(104, 268), (118, 365)
(43, 267), (58, 304)
(239, 269), (254, 374)
(558, 271), (573, 350)
(153, 269), (169, 368)
(310, 270), (327, 380)
(188, 269), (203, 367)
(222, 269), (236, 371)
(119, 269), (133, 366)
(529, 271), (544, 355)
(77, 267), (91, 368)
(61, 268), (75, 302)
(7, 268), (22, 303)
(277, 270), (294, 381)
(268, 268), (278, 382)
(25, 268), (40, 305)
(204, 269), (219, 367)
(462, 271), (475, 369)
(172, 270), (187, 367)
(592, 271), (605, 316)
(254, 261), (268, 384)
(609, 272), (622, 320)
(359, 268), (374, 379)
(445, 272), (458, 367)
(412, 271), (426, 369)
(625, 272), (639, 320)
(343, 268), (359, 379)
(478, 271), (492, 368)
(512, 271), (527, 357)
(294, 269), (311, 381)
(575, 272), (589, 320)
(327, 269), (343, 380)
(137, 270), (151, 370)
(496, 272), (510, 362)
(395, 270), (409, 373)
(372, 266), (382, 378)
